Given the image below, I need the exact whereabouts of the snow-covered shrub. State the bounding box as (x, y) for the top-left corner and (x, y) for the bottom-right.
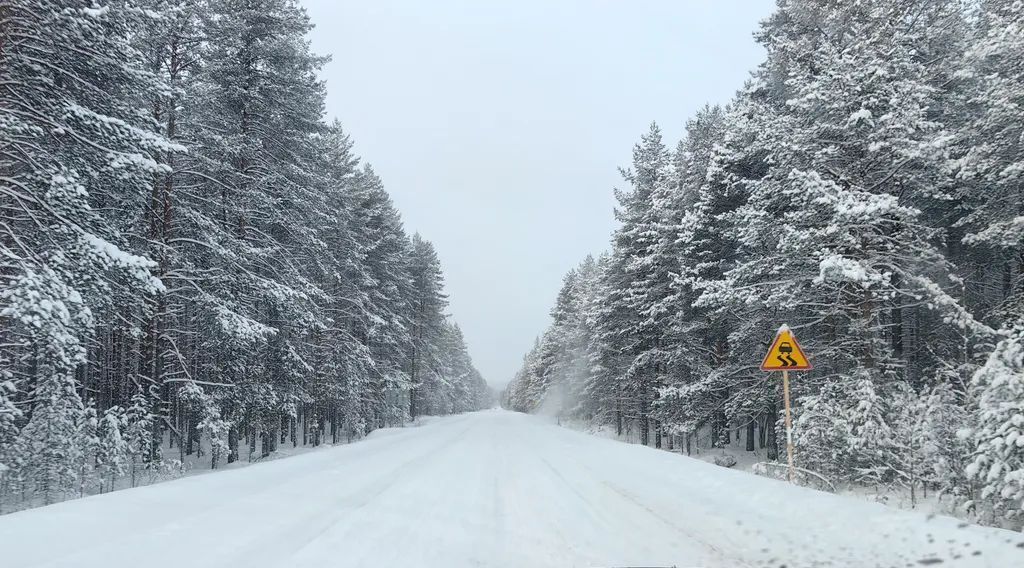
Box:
(712, 454), (738, 468)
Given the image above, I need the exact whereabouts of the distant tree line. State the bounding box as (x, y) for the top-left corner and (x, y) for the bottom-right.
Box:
(0, 0), (489, 510)
(504, 0), (1024, 529)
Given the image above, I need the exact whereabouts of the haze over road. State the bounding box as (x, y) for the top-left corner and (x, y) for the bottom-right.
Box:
(1, 411), (1020, 568)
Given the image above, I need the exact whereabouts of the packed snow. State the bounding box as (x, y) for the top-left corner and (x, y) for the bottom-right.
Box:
(1, 410), (1020, 568)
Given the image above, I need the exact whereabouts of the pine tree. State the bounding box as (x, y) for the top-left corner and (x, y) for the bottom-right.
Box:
(347, 165), (416, 428)
(953, 0), (1024, 252)
(407, 235), (449, 418)
(16, 356), (85, 505)
(502, 0), (1023, 527)
(966, 326), (1024, 525)
(124, 391), (156, 487)
(1, 0), (170, 502)
(657, 104), (739, 451)
(607, 123), (673, 445)
(95, 407), (128, 493)
(0, 378), (21, 492)
(0, 0), (485, 507)
(702, 0), (986, 478)
(76, 403), (98, 497)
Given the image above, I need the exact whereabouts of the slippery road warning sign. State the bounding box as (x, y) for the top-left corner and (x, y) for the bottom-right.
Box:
(760, 324), (812, 483)
(760, 325), (812, 371)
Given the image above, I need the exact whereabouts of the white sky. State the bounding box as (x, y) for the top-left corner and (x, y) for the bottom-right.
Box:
(301, 0), (776, 387)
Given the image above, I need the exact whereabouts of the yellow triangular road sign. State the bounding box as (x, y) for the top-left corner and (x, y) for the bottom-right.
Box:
(760, 325), (812, 371)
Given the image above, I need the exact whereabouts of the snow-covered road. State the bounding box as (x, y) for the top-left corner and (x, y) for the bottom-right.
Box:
(1, 409), (1021, 568)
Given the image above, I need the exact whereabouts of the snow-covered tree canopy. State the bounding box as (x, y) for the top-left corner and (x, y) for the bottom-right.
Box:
(0, 0), (490, 510)
(505, 0), (1024, 530)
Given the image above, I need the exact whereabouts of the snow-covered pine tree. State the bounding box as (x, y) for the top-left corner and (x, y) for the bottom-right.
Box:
(0, 378), (21, 502)
(407, 235), (450, 418)
(527, 269), (582, 418)
(658, 104), (744, 453)
(0, 0), (485, 508)
(95, 406), (128, 493)
(564, 256), (606, 422)
(503, 0), (1023, 528)
(126, 0), (205, 460)
(578, 254), (622, 427)
(943, 0), (1024, 364)
(966, 326), (1024, 526)
(347, 165), (416, 428)
(543, 264), (594, 421)
(178, 382), (230, 468)
(15, 348), (85, 505)
(75, 403), (98, 497)
(606, 123), (673, 445)
(192, 0), (329, 457)
(952, 0), (1024, 254)
(507, 340), (542, 413)
(699, 0), (988, 483)
(1, 0), (172, 502)
(441, 323), (482, 414)
(124, 390), (156, 487)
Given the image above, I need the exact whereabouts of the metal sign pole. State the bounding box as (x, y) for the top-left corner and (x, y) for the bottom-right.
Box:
(782, 369), (795, 483)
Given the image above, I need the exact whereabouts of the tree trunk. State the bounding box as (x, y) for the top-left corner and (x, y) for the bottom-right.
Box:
(186, 410), (198, 456)
(211, 441), (219, 470)
(891, 272), (904, 361)
(1003, 261), (1013, 300)
(331, 404), (338, 445)
(638, 395), (650, 446)
(301, 405), (308, 446)
(227, 426), (238, 464)
(178, 421), (185, 464)
(766, 407), (779, 461)
(409, 338), (419, 420)
(248, 427), (256, 461)
(654, 420), (662, 449)
(746, 420), (756, 452)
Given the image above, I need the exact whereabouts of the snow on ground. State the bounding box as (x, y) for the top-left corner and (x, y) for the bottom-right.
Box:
(3, 427), (351, 514)
(562, 416), (966, 518)
(0, 410), (1021, 568)
(3, 414), (452, 515)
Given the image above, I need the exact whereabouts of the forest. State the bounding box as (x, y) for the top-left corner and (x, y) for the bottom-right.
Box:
(504, 0), (1024, 529)
(0, 0), (490, 511)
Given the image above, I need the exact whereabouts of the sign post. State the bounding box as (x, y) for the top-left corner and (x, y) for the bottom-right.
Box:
(781, 369), (794, 481)
(760, 324), (812, 483)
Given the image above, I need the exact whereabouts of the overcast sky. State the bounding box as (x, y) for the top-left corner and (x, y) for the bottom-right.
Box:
(301, 0), (776, 387)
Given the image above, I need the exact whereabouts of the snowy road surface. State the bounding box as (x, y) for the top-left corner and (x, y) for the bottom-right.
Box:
(1, 410), (1022, 568)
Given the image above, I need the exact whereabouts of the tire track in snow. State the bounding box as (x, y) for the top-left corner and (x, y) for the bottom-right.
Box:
(226, 418), (477, 567)
(534, 442), (751, 568)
